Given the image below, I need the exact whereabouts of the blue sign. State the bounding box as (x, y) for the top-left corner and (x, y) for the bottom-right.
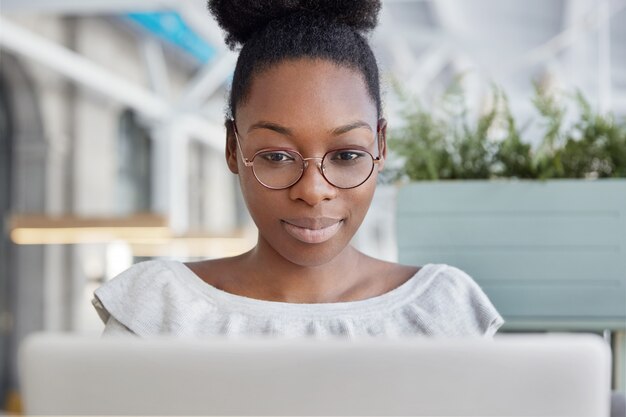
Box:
(127, 12), (216, 63)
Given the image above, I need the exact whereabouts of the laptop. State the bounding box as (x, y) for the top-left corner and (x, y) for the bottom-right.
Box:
(19, 333), (611, 416)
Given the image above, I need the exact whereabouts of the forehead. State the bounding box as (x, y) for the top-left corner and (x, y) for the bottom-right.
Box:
(236, 59), (378, 131)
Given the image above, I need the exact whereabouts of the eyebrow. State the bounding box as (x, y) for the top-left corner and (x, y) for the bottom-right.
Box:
(248, 121), (292, 135)
(247, 120), (373, 136)
(330, 120), (373, 135)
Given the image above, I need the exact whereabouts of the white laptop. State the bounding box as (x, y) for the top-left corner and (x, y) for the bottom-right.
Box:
(19, 333), (611, 416)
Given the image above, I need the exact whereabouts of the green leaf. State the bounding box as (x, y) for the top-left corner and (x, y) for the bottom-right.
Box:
(389, 78), (626, 180)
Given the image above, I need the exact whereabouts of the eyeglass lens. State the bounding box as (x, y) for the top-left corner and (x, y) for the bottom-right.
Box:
(251, 149), (375, 189)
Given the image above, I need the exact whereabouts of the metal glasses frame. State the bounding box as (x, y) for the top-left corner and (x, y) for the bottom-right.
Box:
(230, 118), (382, 190)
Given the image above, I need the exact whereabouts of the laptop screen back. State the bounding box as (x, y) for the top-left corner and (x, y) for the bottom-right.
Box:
(19, 333), (611, 416)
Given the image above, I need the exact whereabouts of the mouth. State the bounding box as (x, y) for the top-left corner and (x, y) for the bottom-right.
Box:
(281, 218), (344, 244)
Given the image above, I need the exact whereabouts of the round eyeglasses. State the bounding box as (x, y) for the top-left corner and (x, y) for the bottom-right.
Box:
(231, 119), (382, 190)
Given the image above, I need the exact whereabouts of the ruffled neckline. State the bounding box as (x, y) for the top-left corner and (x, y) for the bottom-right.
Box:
(166, 260), (440, 318)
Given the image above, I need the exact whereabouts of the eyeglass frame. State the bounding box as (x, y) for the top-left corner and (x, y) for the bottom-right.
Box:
(230, 118), (384, 190)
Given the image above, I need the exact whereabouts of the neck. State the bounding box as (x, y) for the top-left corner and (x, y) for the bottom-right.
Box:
(237, 235), (365, 303)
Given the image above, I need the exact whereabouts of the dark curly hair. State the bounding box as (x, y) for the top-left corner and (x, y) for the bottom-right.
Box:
(207, 0), (383, 120)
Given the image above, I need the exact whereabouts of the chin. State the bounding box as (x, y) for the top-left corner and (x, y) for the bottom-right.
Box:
(278, 241), (352, 268)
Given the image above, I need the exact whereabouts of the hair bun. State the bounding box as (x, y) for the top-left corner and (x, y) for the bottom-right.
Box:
(208, 0), (382, 49)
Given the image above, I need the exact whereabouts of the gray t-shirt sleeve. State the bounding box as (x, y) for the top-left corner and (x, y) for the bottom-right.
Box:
(102, 316), (136, 336)
(429, 265), (504, 337)
(92, 295), (136, 336)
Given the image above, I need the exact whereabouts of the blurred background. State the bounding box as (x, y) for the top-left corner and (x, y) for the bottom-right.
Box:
(1, 0), (625, 412)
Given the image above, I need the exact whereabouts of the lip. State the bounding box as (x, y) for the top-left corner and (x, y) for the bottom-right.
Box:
(281, 218), (343, 244)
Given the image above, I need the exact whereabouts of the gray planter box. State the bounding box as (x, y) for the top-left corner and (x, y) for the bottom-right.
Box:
(396, 179), (626, 332)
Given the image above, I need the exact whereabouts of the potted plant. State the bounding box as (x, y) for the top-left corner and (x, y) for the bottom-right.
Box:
(382, 80), (626, 324)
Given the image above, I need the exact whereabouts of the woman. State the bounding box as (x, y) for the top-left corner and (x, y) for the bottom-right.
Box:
(92, 0), (504, 338)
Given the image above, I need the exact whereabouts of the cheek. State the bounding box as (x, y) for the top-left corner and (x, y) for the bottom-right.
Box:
(347, 181), (377, 225)
(239, 171), (269, 213)
(238, 174), (284, 224)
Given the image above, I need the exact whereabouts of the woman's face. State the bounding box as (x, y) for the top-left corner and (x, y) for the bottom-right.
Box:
(226, 58), (386, 267)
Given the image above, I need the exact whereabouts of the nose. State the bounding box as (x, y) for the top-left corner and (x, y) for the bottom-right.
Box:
(287, 158), (337, 206)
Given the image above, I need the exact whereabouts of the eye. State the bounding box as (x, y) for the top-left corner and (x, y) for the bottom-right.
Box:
(330, 150), (367, 162)
(258, 151), (296, 163)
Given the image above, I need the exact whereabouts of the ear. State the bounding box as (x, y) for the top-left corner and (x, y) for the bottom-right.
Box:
(225, 120), (239, 174)
(376, 118), (388, 172)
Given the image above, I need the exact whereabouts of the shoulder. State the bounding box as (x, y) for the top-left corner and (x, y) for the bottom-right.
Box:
(92, 259), (219, 336)
(94, 259), (183, 307)
(410, 264), (505, 337)
(95, 259), (176, 297)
